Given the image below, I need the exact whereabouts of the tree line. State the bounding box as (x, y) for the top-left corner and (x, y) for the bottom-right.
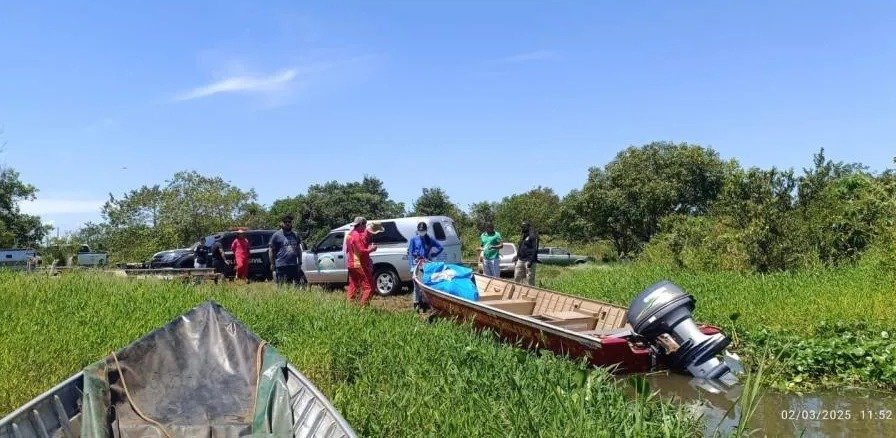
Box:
(3, 142), (894, 272)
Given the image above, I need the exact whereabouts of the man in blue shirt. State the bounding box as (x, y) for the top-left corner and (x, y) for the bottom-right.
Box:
(268, 214), (304, 287)
(408, 221), (443, 312)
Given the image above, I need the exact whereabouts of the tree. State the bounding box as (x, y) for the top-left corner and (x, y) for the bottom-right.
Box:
(712, 166), (806, 272)
(411, 187), (463, 219)
(237, 202), (274, 230)
(0, 166), (48, 247)
(493, 187), (561, 239)
(468, 201), (498, 232)
(270, 176), (405, 243)
(100, 171), (258, 262)
(573, 142), (729, 257)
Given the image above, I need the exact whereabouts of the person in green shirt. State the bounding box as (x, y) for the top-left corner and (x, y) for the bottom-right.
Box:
(480, 223), (504, 277)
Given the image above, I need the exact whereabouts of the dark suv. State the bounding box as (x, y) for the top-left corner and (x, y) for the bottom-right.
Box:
(149, 230), (279, 281)
(148, 246), (196, 269)
(208, 229), (278, 281)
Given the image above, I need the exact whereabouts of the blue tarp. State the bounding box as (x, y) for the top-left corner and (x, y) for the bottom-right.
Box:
(422, 262), (479, 301)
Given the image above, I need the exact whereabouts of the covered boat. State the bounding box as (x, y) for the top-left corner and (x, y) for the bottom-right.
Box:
(0, 301), (356, 438)
(416, 264), (740, 383)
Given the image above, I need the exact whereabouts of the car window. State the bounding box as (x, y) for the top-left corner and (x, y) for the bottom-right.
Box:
(249, 233), (270, 248)
(537, 248), (549, 255)
(442, 221), (457, 238)
(220, 235), (236, 250)
(316, 232), (345, 252)
(371, 221), (408, 244)
(432, 222), (446, 241)
(556, 249), (569, 255)
(500, 244), (516, 255)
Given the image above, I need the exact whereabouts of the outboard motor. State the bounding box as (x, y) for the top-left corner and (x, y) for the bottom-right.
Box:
(627, 281), (740, 385)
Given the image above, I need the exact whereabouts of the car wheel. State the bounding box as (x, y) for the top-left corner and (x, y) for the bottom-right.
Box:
(373, 266), (400, 296)
(575, 259), (587, 264)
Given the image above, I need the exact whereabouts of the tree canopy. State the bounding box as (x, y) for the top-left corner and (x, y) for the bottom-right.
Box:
(0, 166), (47, 247)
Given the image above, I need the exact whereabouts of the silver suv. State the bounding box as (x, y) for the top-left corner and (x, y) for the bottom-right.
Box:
(302, 215), (462, 295)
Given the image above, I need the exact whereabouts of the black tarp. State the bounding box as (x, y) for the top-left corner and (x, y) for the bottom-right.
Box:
(81, 302), (292, 437)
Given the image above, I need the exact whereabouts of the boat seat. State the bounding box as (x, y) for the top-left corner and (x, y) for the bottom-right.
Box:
(478, 292), (504, 301)
(486, 299), (537, 315)
(579, 327), (633, 338)
(542, 310), (593, 320)
(541, 311), (598, 331)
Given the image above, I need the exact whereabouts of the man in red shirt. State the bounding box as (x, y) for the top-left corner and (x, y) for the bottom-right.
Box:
(345, 217), (377, 305)
(231, 228), (251, 283)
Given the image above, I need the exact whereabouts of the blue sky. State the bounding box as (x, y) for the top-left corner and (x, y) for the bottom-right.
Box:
(1, 1), (894, 234)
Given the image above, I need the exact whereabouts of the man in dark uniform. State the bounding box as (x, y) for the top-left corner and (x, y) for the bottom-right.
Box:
(193, 236), (210, 268)
(269, 214), (304, 287)
(513, 221), (539, 285)
(210, 236), (231, 281)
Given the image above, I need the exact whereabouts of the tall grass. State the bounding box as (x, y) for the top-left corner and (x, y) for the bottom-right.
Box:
(0, 272), (700, 437)
(540, 262), (896, 391)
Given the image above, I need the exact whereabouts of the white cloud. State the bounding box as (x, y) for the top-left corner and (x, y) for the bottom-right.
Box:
(173, 69), (299, 101)
(19, 199), (105, 215)
(491, 50), (557, 64)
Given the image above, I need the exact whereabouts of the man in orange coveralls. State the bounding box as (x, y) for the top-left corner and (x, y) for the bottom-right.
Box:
(231, 228), (251, 282)
(345, 217), (377, 305)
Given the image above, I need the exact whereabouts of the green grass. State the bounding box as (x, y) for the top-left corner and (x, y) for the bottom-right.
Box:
(539, 262), (896, 392)
(0, 272), (699, 437)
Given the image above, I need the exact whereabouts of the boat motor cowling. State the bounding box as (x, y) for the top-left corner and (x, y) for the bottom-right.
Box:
(627, 281), (738, 384)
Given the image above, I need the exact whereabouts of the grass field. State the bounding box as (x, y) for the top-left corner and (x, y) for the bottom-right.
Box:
(0, 272), (700, 437)
(540, 261), (896, 391)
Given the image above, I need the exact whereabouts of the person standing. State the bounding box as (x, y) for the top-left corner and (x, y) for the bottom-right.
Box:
(363, 221), (384, 292)
(408, 221), (444, 312)
(345, 217), (377, 306)
(231, 228), (251, 283)
(193, 236), (210, 269)
(513, 221), (538, 285)
(269, 214), (304, 287)
(479, 223), (503, 277)
(210, 237), (231, 280)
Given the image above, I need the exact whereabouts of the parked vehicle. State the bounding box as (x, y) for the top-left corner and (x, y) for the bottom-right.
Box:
(303, 216), (462, 296)
(208, 229), (278, 281)
(478, 243), (517, 276)
(149, 230), (280, 280)
(148, 246), (195, 269)
(0, 301), (357, 437)
(536, 247), (592, 266)
(0, 248), (37, 271)
(73, 245), (107, 267)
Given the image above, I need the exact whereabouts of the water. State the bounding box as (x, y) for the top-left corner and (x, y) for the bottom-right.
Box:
(639, 373), (896, 437)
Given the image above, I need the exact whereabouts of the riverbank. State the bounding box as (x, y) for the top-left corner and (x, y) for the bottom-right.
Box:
(0, 272), (698, 437)
(539, 261), (896, 392)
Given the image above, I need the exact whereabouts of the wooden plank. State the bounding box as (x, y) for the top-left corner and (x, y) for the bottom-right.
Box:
(487, 299), (537, 315)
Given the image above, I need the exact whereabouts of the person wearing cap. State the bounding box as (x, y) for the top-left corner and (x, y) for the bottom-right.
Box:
(193, 235), (210, 269)
(407, 221), (444, 312)
(513, 221), (539, 285)
(269, 214), (304, 287)
(345, 216), (378, 305)
(231, 228), (251, 283)
(479, 222), (503, 277)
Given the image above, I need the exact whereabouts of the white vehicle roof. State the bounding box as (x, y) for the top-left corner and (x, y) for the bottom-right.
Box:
(331, 215), (456, 232)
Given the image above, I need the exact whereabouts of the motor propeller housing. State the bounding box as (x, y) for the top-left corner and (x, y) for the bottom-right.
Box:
(626, 280), (739, 384)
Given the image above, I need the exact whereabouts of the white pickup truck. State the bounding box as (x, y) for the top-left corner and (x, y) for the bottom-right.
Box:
(73, 245), (107, 267)
(0, 248), (38, 270)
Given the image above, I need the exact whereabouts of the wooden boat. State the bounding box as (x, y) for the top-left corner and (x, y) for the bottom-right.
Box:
(0, 302), (356, 438)
(417, 273), (724, 374)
